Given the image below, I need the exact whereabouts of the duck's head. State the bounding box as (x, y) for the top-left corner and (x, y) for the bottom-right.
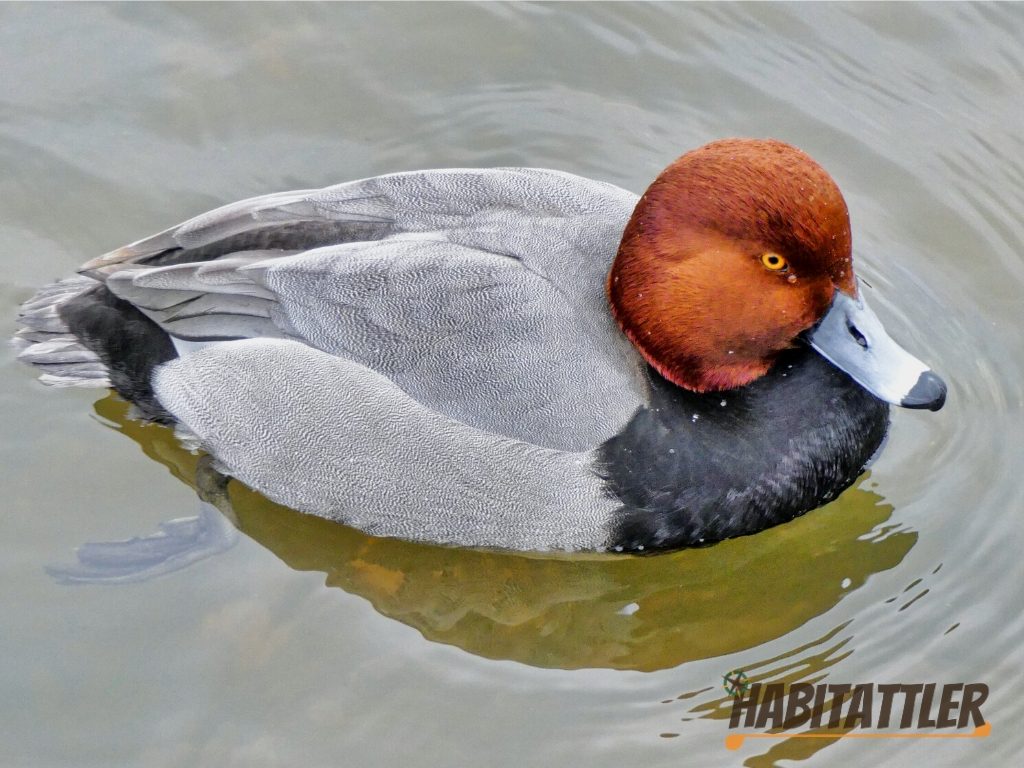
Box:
(608, 138), (946, 410)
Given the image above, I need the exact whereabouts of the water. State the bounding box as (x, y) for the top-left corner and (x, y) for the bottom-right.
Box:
(1, 3), (1022, 766)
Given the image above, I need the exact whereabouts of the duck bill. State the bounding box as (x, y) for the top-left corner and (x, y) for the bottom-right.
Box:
(806, 290), (946, 410)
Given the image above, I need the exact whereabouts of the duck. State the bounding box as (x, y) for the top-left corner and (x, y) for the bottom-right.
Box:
(13, 138), (946, 553)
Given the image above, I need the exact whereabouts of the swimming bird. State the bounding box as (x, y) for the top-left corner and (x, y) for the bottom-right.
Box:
(13, 138), (946, 552)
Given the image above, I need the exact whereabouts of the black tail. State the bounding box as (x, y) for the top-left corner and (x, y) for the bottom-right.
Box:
(15, 278), (177, 422)
(59, 284), (177, 420)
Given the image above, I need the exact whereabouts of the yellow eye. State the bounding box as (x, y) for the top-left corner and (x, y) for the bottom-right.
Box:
(760, 252), (789, 272)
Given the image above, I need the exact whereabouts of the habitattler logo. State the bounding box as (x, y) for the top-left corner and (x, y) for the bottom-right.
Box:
(722, 674), (991, 751)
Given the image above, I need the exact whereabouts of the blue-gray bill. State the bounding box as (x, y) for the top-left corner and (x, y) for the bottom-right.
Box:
(806, 290), (946, 411)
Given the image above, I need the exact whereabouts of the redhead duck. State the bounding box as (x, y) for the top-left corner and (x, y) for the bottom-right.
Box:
(14, 139), (945, 552)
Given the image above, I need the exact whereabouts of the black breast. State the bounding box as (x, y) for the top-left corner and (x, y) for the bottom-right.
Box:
(597, 348), (889, 552)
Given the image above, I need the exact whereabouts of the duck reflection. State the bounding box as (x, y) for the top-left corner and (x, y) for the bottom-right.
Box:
(65, 393), (915, 672)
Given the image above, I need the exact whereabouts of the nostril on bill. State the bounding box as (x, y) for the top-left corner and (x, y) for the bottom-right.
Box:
(846, 320), (869, 349)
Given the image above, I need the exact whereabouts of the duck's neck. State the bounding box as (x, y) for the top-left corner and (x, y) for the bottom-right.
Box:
(596, 348), (889, 552)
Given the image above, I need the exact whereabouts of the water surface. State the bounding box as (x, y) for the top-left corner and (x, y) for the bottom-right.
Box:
(1, 3), (1022, 767)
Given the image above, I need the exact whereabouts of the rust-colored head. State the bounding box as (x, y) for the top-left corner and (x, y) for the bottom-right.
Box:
(608, 138), (857, 392)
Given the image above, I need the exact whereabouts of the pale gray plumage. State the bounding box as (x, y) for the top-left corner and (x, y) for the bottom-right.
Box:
(154, 339), (620, 550)
(16, 168), (651, 549)
(94, 168), (649, 450)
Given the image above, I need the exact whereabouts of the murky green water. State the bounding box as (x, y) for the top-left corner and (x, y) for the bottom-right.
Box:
(2, 3), (1022, 766)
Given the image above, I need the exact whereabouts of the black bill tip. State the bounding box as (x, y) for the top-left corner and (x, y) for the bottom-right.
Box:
(901, 370), (947, 411)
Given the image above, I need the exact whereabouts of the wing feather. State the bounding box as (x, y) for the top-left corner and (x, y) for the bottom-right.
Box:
(55, 168), (645, 447)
